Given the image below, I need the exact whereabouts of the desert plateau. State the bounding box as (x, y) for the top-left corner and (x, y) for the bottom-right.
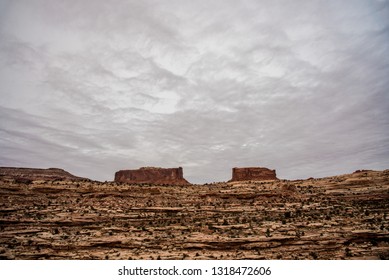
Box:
(0, 167), (388, 260)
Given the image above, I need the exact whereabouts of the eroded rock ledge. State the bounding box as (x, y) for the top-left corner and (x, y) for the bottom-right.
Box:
(0, 169), (388, 260)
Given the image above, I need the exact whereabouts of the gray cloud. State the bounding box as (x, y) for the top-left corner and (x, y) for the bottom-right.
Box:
(1, 0), (388, 183)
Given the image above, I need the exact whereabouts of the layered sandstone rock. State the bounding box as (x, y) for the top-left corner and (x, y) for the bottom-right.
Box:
(115, 167), (190, 185)
(0, 167), (86, 182)
(1, 169), (388, 260)
(230, 167), (278, 181)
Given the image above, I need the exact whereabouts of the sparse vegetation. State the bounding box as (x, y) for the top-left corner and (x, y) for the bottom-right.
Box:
(0, 169), (388, 260)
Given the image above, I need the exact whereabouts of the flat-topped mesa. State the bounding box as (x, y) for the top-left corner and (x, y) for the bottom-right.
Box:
(230, 167), (278, 182)
(114, 167), (191, 185)
(0, 167), (87, 182)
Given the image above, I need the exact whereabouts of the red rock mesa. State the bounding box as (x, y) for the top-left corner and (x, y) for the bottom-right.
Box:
(230, 167), (278, 181)
(114, 167), (190, 185)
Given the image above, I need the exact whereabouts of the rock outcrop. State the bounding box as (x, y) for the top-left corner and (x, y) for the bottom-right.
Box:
(0, 167), (86, 182)
(1, 169), (388, 260)
(115, 167), (190, 185)
(230, 167), (278, 181)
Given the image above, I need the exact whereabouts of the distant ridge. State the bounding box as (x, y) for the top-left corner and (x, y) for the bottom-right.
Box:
(0, 167), (88, 182)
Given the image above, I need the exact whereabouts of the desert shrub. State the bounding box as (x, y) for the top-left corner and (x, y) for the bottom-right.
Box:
(345, 248), (352, 257)
(309, 252), (318, 259)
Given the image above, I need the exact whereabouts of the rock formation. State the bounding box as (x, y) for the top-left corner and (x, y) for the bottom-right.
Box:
(0, 167), (86, 182)
(1, 169), (388, 260)
(230, 166), (278, 181)
(114, 167), (190, 185)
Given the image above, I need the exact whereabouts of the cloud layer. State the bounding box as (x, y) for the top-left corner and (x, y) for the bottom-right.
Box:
(1, 0), (388, 183)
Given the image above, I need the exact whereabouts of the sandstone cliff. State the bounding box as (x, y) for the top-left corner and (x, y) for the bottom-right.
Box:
(114, 167), (190, 185)
(230, 167), (278, 181)
(1, 169), (388, 260)
(0, 167), (87, 182)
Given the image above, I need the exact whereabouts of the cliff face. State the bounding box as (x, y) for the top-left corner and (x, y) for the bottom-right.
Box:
(230, 167), (278, 181)
(0, 167), (86, 182)
(114, 167), (190, 185)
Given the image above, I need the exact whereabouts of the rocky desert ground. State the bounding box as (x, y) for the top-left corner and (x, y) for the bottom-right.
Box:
(1, 169), (388, 260)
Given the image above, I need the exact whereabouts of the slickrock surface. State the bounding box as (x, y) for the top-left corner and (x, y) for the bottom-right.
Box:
(0, 167), (86, 183)
(115, 167), (190, 185)
(0, 169), (388, 260)
(231, 167), (278, 181)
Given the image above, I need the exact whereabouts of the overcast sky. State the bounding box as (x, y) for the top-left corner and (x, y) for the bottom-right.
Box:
(0, 0), (388, 183)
